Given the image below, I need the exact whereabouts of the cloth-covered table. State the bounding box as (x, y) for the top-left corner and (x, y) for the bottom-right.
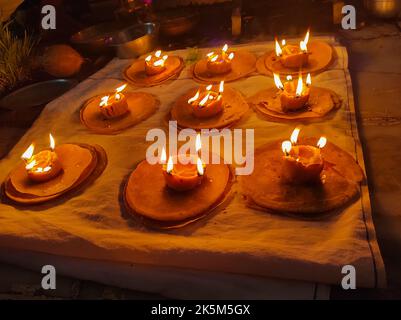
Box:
(0, 37), (386, 298)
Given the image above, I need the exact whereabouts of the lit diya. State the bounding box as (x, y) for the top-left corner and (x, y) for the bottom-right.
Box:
(124, 50), (184, 87)
(169, 83), (249, 129)
(193, 44), (256, 83)
(256, 29), (334, 76)
(3, 135), (107, 205)
(80, 83), (159, 134)
(187, 81), (224, 119)
(239, 129), (365, 215)
(281, 128), (327, 184)
(248, 73), (342, 122)
(206, 44), (235, 75)
(123, 137), (233, 229)
(21, 134), (62, 183)
(275, 30), (310, 68)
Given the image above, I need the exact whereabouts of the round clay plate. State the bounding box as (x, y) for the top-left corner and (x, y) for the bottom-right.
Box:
(248, 86), (342, 122)
(240, 138), (364, 216)
(80, 92), (159, 134)
(256, 41), (334, 76)
(124, 160), (234, 229)
(170, 86), (249, 129)
(123, 56), (184, 87)
(193, 50), (256, 83)
(3, 143), (107, 205)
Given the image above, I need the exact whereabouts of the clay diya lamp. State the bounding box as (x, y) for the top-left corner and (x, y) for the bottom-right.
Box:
(99, 84), (129, 119)
(160, 144), (205, 192)
(275, 29), (310, 68)
(281, 128), (327, 184)
(206, 44), (235, 75)
(21, 134), (63, 183)
(144, 50), (169, 76)
(187, 81), (225, 118)
(274, 73), (311, 112)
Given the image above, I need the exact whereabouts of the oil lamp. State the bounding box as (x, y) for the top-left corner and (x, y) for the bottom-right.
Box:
(145, 50), (168, 76)
(281, 128), (327, 184)
(206, 44), (235, 75)
(21, 134), (62, 183)
(275, 30), (310, 68)
(99, 84), (128, 119)
(274, 73), (311, 112)
(160, 138), (205, 191)
(187, 81), (225, 118)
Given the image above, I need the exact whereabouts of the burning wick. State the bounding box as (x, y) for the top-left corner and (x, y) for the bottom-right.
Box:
(187, 81), (225, 118)
(99, 84), (129, 119)
(281, 128), (327, 184)
(274, 73), (312, 112)
(275, 29), (311, 68)
(206, 44), (235, 75)
(145, 50), (169, 76)
(21, 134), (62, 183)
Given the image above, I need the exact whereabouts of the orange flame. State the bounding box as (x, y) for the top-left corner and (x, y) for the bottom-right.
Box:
(290, 128), (301, 145)
(160, 147), (167, 164)
(317, 137), (327, 149)
(274, 73), (284, 90)
(188, 90), (200, 104)
(282, 141), (292, 156)
(219, 81), (224, 93)
(21, 144), (35, 161)
(197, 157), (204, 176)
(300, 29), (310, 52)
(275, 38), (283, 56)
(49, 133), (55, 150)
(100, 95), (109, 107)
(166, 156), (173, 173)
(306, 73), (312, 86)
(296, 74), (304, 96)
(196, 134), (202, 153)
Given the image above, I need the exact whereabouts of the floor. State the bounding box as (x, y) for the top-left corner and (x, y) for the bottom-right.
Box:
(0, 17), (400, 299)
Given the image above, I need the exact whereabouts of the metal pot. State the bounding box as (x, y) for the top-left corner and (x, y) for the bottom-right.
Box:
(364, 0), (401, 18)
(108, 23), (159, 59)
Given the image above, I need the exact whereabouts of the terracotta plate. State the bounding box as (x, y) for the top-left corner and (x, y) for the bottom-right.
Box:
(81, 92), (159, 134)
(240, 138), (364, 215)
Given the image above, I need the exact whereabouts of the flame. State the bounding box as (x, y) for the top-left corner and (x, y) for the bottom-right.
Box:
(210, 55), (218, 62)
(317, 137), (327, 149)
(116, 84), (127, 93)
(199, 92), (211, 106)
(115, 93), (121, 100)
(160, 147), (167, 164)
(228, 52), (234, 60)
(296, 74), (303, 96)
(222, 44), (228, 53)
(206, 84), (212, 91)
(145, 55), (152, 62)
(25, 159), (36, 170)
(306, 73), (312, 86)
(43, 166), (52, 172)
(282, 141), (292, 155)
(290, 128), (300, 145)
(49, 133), (55, 150)
(197, 157), (204, 176)
(22, 144), (35, 161)
(166, 156), (173, 173)
(273, 73), (284, 90)
(196, 134), (202, 153)
(155, 50), (161, 58)
(275, 38), (283, 56)
(100, 95), (109, 107)
(188, 90), (200, 104)
(287, 75), (293, 81)
(219, 81), (224, 93)
(206, 52), (214, 57)
(282, 39), (286, 46)
(300, 30), (310, 52)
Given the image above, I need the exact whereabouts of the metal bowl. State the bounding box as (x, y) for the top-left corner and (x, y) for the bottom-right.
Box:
(364, 0), (401, 18)
(108, 23), (159, 59)
(0, 79), (78, 110)
(71, 21), (134, 55)
(160, 13), (199, 37)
